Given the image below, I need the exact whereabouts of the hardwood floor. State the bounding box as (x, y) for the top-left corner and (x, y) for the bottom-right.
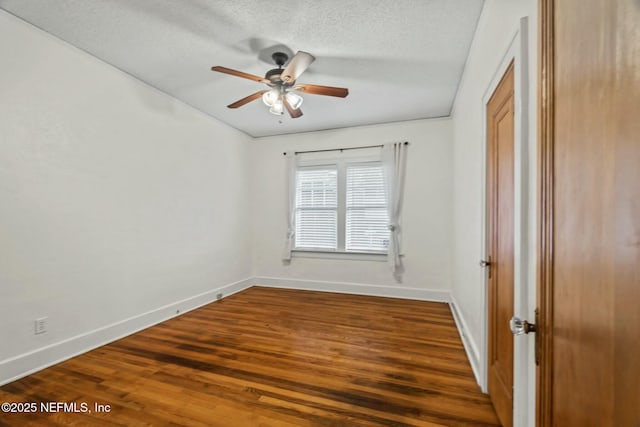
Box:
(0, 287), (499, 426)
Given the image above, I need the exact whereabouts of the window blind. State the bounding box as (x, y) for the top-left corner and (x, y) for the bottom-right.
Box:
(294, 167), (338, 250)
(346, 163), (389, 252)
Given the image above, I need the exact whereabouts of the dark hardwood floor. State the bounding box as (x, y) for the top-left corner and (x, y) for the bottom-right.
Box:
(0, 287), (499, 426)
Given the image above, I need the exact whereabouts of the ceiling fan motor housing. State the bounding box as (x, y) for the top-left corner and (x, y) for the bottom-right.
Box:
(265, 68), (285, 83)
(265, 52), (290, 83)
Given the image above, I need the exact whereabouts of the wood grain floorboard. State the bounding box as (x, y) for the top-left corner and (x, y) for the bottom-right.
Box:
(0, 287), (499, 426)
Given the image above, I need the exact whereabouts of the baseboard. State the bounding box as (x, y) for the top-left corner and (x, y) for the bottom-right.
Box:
(251, 276), (450, 302)
(0, 277), (253, 386)
(449, 295), (484, 389)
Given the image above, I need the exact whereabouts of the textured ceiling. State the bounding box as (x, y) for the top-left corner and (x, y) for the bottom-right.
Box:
(1, 0), (484, 137)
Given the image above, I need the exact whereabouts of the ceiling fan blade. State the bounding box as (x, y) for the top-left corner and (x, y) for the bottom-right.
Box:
(281, 51), (315, 83)
(295, 83), (349, 98)
(283, 96), (303, 119)
(227, 91), (268, 109)
(211, 66), (270, 84)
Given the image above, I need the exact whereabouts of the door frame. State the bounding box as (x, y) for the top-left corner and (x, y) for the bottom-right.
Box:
(479, 17), (532, 426)
(536, 0), (553, 425)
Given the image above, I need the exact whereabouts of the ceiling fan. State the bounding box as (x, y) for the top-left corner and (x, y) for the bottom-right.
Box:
(211, 51), (349, 119)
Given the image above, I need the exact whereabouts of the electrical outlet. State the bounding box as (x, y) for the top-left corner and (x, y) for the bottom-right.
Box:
(34, 317), (47, 335)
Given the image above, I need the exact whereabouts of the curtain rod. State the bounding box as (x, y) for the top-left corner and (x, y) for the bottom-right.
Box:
(283, 141), (408, 156)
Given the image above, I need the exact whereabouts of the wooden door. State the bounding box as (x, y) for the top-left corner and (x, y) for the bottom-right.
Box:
(486, 61), (515, 427)
(538, 0), (640, 425)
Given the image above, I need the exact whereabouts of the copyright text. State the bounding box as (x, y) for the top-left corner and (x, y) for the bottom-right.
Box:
(1, 401), (111, 414)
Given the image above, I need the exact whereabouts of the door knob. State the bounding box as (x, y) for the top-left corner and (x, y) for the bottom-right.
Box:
(510, 316), (537, 335)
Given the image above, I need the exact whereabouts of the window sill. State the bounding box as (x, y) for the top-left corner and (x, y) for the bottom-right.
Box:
(292, 250), (388, 262)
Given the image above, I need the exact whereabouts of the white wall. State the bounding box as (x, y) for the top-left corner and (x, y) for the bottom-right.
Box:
(250, 118), (453, 300)
(0, 11), (252, 384)
(450, 0), (537, 426)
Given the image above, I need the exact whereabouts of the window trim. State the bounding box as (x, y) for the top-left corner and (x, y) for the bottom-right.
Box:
(291, 249), (387, 261)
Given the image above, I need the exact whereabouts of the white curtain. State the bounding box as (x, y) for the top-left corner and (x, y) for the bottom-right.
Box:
(282, 152), (298, 262)
(382, 142), (408, 280)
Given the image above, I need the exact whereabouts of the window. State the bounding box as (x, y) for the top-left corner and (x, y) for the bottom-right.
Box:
(346, 164), (389, 252)
(294, 160), (389, 253)
(294, 167), (338, 250)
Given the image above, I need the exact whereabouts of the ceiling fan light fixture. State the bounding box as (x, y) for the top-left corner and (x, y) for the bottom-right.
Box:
(285, 92), (303, 110)
(269, 98), (284, 115)
(262, 88), (280, 106)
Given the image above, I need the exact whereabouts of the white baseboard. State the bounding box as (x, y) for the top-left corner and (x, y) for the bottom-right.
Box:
(449, 295), (484, 390)
(252, 276), (450, 302)
(0, 277), (253, 386)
